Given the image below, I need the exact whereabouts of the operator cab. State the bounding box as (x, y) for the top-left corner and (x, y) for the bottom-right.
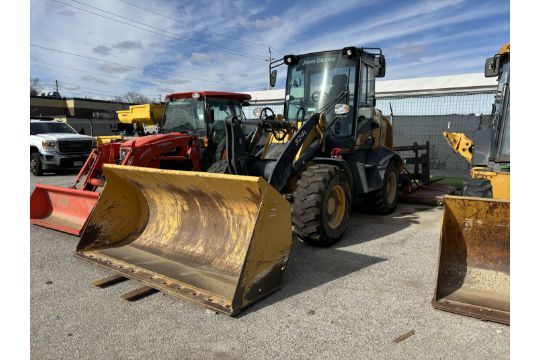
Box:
(278, 47), (385, 152)
(162, 91), (251, 165)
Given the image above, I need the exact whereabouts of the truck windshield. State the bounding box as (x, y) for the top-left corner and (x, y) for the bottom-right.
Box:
(30, 122), (78, 135)
(162, 98), (205, 135)
(285, 53), (357, 128)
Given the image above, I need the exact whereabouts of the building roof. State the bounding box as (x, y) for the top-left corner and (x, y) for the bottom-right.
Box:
(243, 73), (498, 102)
(165, 91), (251, 101)
(376, 73), (498, 97)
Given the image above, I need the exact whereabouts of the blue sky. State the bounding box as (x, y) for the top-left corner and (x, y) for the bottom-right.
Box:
(30, 0), (509, 100)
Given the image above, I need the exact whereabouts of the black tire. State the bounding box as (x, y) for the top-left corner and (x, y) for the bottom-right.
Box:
(367, 159), (400, 214)
(30, 152), (43, 176)
(292, 164), (351, 246)
(207, 159), (229, 174)
(462, 179), (493, 198)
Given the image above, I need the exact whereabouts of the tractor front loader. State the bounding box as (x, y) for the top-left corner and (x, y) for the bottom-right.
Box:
(76, 46), (405, 315)
(30, 133), (200, 235)
(30, 91), (250, 236)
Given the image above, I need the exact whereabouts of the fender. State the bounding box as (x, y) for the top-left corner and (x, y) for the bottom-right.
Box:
(365, 147), (402, 191)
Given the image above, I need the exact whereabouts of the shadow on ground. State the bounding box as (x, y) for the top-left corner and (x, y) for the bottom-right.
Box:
(239, 204), (432, 316)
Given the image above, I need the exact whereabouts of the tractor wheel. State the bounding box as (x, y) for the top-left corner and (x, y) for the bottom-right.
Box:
(292, 164), (351, 247)
(367, 159), (399, 214)
(207, 159), (229, 174)
(30, 152), (43, 176)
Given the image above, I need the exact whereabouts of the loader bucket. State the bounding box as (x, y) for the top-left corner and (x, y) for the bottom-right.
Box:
(30, 184), (99, 236)
(432, 195), (510, 324)
(76, 165), (292, 316)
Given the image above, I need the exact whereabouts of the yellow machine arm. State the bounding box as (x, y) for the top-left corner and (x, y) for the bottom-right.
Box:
(442, 131), (473, 163)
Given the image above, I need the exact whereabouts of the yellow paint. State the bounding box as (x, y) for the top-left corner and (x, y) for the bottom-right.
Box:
(77, 164), (292, 315)
(96, 135), (123, 145)
(471, 167), (510, 200)
(442, 132), (473, 163)
(434, 196), (510, 323)
(116, 103), (164, 126)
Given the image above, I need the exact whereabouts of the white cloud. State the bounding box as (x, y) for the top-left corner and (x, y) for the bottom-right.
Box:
(191, 52), (210, 63)
(30, 0), (509, 99)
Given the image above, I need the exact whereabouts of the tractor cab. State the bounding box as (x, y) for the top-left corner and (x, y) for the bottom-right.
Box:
(162, 91), (251, 167)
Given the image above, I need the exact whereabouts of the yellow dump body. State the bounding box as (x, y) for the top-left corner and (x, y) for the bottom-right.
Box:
(116, 104), (164, 126)
(95, 135), (124, 145)
(76, 165), (292, 315)
(432, 196), (510, 324)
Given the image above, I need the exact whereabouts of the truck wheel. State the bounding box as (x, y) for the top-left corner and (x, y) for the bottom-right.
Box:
(207, 159), (229, 174)
(368, 159), (399, 214)
(292, 164), (351, 246)
(30, 153), (43, 176)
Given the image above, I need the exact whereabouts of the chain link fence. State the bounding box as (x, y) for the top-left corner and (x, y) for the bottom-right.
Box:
(242, 91), (496, 178)
(378, 92), (496, 178)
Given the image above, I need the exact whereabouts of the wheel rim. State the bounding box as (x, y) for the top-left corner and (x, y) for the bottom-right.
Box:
(386, 171), (397, 204)
(31, 158), (38, 173)
(326, 184), (346, 229)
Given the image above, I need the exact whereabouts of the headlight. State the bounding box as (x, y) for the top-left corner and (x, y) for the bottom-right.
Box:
(42, 140), (57, 149)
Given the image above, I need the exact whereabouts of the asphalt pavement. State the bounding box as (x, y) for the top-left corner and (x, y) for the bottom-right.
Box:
(30, 172), (509, 360)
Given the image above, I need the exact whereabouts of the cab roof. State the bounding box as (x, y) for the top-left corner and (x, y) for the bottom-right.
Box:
(165, 91), (251, 102)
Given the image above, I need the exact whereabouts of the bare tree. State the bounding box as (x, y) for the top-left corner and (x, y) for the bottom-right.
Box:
(30, 77), (42, 96)
(122, 91), (150, 104)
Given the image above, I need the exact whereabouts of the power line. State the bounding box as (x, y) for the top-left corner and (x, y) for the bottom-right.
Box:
(40, 80), (160, 98)
(52, 0), (267, 61)
(117, 0), (284, 53)
(31, 44), (254, 89)
(31, 59), (188, 89)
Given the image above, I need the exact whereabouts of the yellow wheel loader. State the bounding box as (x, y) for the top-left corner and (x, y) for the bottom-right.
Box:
(76, 46), (403, 315)
(433, 43), (510, 324)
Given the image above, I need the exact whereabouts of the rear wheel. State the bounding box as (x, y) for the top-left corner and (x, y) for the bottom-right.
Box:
(30, 152), (43, 176)
(292, 164), (351, 246)
(207, 159), (228, 174)
(367, 159), (399, 214)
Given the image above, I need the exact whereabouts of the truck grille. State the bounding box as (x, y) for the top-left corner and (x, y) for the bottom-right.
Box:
(58, 140), (92, 154)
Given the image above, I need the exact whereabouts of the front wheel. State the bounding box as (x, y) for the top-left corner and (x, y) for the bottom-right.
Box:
(30, 152), (43, 176)
(292, 164), (351, 246)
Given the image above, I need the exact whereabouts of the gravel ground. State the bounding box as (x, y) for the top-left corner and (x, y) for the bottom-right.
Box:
(30, 173), (509, 360)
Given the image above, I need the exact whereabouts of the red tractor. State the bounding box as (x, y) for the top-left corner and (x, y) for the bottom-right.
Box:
(30, 91), (251, 235)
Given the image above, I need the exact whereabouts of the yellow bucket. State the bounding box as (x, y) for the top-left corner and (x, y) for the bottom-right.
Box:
(432, 195), (510, 324)
(76, 164), (292, 315)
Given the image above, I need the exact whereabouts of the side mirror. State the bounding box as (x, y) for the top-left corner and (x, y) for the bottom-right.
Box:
(374, 55), (386, 78)
(270, 69), (277, 88)
(204, 109), (214, 124)
(485, 56), (500, 77)
(253, 108), (262, 118)
(334, 103), (350, 116)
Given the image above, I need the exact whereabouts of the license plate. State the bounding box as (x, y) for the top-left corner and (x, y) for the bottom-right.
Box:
(74, 161), (83, 166)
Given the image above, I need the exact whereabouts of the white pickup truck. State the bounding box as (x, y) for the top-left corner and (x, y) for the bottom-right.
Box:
(30, 119), (95, 176)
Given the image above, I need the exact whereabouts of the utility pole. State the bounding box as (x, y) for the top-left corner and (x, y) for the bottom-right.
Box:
(267, 47), (275, 90)
(55, 80), (59, 92)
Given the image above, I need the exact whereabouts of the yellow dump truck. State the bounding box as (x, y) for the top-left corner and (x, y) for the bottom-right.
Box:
(433, 43), (510, 324)
(116, 103), (165, 135)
